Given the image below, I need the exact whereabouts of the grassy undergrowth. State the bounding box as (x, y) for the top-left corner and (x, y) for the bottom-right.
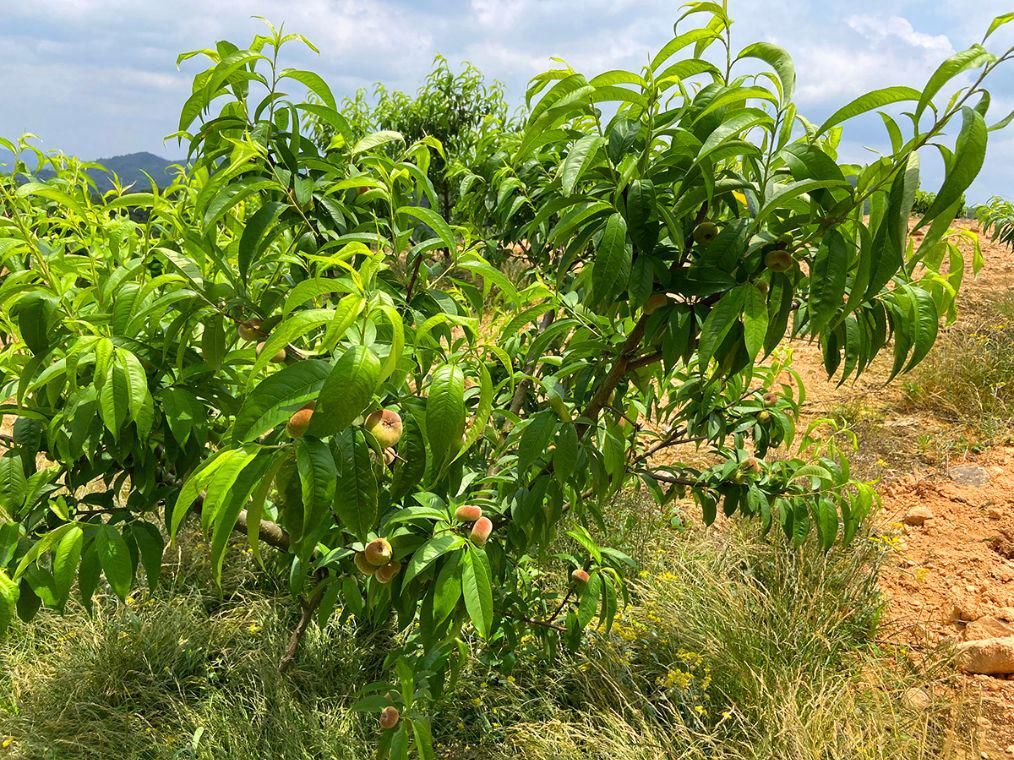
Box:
(903, 290), (1014, 443)
(0, 501), (978, 759)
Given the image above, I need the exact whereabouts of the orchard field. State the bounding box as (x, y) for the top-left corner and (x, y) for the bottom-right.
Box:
(2, 4), (1014, 758)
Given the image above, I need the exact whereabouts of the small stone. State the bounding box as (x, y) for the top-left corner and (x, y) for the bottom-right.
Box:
(948, 465), (990, 487)
(988, 507), (1003, 520)
(902, 686), (931, 711)
(903, 506), (935, 526)
(955, 636), (1014, 675)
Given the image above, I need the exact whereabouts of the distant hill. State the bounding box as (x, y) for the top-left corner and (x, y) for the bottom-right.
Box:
(2, 150), (179, 192)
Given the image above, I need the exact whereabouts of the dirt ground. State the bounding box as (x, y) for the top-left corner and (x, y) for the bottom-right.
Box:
(785, 220), (1014, 755)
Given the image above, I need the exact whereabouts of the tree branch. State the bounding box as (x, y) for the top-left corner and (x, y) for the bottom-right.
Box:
(278, 581), (326, 674)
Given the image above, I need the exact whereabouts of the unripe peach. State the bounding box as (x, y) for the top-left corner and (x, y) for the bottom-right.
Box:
(238, 319), (263, 342)
(257, 341), (287, 363)
(470, 516), (493, 546)
(763, 391), (779, 406)
(379, 705), (400, 730)
(454, 504), (483, 523)
(354, 551), (376, 576)
(571, 568), (590, 585)
(693, 221), (719, 244)
(364, 409), (403, 449)
(742, 456), (763, 474)
(364, 537), (393, 567)
(286, 408), (313, 438)
(301, 400), (317, 411)
(764, 249), (795, 273)
(757, 410), (771, 422)
(375, 560), (401, 584)
(644, 293), (669, 315)
(382, 448), (397, 466)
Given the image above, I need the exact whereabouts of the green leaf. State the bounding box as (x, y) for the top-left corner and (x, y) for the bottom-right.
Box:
(808, 230), (848, 334)
(591, 213), (630, 305)
(250, 309), (333, 376)
(461, 546), (493, 638)
(577, 573), (602, 628)
(131, 522), (164, 592)
(737, 41), (795, 100)
(815, 86), (922, 136)
(426, 364), (466, 474)
(239, 202), (285, 284)
(431, 552), (462, 625)
(455, 361), (492, 462)
(402, 534), (465, 586)
(984, 12), (1014, 41)
(742, 284), (769, 361)
(352, 130), (404, 155)
(297, 437), (337, 539)
(280, 68), (337, 109)
(233, 360), (331, 442)
(916, 46), (994, 121)
(561, 134), (604, 195)
(0, 570), (18, 635)
(698, 286), (747, 366)
(307, 346), (380, 437)
(97, 362), (129, 440)
(96, 525), (133, 601)
(51, 525), (84, 606)
(919, 108), (987, 224)
(333, 429), (378, 542)
(518, 411), (556, 477)
(397, 204), (457, 255)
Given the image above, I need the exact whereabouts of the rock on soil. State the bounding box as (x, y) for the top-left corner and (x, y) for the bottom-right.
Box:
(965, 617), (1014, 641)
(956, 636), (1014, 675)
(903, 505), (935, 526)
(948, 465), (991, 487)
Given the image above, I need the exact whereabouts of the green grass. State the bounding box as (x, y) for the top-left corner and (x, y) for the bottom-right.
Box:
(903, 290), (1014, 442)
(0, 504), (978, 759)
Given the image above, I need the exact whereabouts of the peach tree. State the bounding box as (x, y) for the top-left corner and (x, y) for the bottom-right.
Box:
(2, 7), (1013, 756)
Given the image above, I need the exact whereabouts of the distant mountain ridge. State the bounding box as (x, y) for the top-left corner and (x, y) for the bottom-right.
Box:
(1, 150), (178, 192)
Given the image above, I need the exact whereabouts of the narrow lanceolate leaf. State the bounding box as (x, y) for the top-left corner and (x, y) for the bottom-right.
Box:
(742, 284), (769, 361)
(307, 346), (380, 438)
(903, 287), (940, 373)
(397, 204), (457, 255)
(426, 364), (466, 474)
(431, 552), (462, 625)
(131, 522), (164, 592)
(232, 360), (331, 442)
(560, 134), (605, 195)
(52, 525), (84, 606)
(916, 45), (994, 121)
(698, 285), (747, 366)
(402, 534), (465, 586)
(250, 309), (333, 376)
(375, 304), (405, 383)
(591, 213), (630, 305)
(808, 230), (848, 334)
(0, 570), (18, 635)
(97, 362), (129, 440)
(296, 437), (337, 540)
(333, 429), (378, 542)
(454, 361), (492, 462)
(815, 86), (922, 136)
(461, 546), (493, 638)
(96, 524), (133, 601)
(737, 41), (795, 100)
(919, 108), (987, 224)
(239, 201), (285, 284)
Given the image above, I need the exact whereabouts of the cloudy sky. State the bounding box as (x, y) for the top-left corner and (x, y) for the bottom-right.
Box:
(3, 0), (1014, 200)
